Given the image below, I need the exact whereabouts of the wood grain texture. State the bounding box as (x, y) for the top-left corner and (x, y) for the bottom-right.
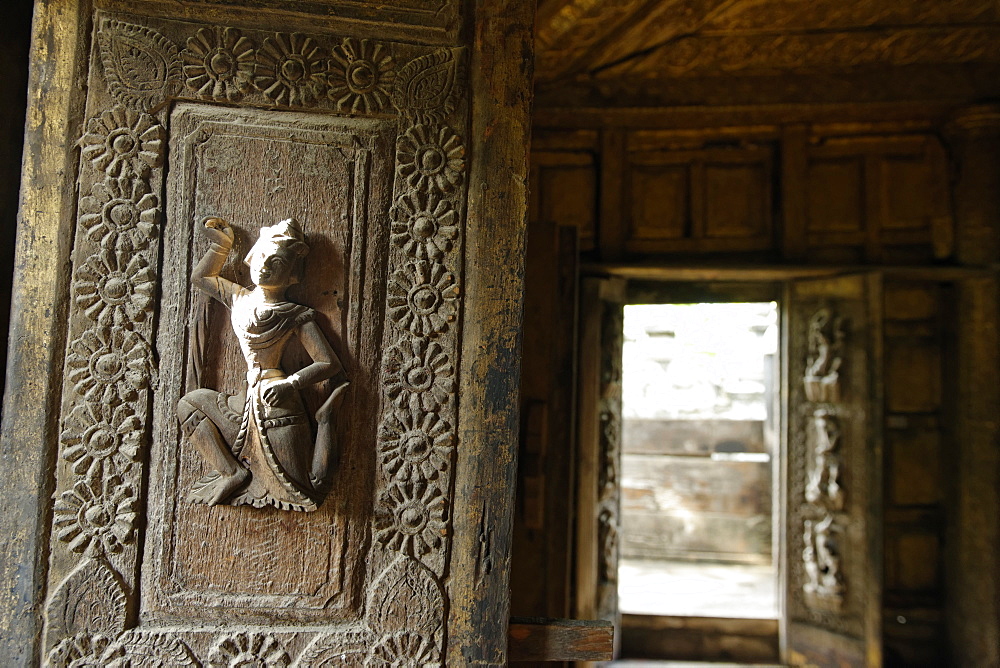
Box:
(0, 1), (91, 664)
(445, 0), (535, 663)
(508, 617), (614, 662)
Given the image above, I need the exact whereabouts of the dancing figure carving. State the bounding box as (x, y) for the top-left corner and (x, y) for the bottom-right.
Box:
(177, 216), (349, 511)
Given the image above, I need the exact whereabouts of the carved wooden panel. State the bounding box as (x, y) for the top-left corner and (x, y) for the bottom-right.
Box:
(40, 7), (470, 664)
(785, 275), (882, 665)
(624, 143), (775, 253)
(804, 135), (953, 263)
(144, 105), (392, 621)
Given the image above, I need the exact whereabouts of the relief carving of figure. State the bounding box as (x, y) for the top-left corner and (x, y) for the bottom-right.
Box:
(805, 409), (844, 510)
(177, 216), (349, 511)
(804, 308), (844, 403)
(803, 515), (845, 604)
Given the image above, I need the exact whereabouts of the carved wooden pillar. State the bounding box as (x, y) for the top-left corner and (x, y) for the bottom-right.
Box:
(946, 105), (1000, 266)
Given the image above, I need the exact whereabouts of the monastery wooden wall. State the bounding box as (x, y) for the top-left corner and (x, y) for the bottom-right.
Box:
(512, 105), (1000, 666)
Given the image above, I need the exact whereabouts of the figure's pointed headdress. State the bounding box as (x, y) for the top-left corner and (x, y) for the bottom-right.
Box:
(258, 218), (308, 255)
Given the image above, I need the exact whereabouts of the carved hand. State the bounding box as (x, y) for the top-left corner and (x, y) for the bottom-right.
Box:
(262, 378), (296, 406)
(201, 216), (235, 249)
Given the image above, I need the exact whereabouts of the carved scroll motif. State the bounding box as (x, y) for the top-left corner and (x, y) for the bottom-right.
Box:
(97, 20), (181, 112)
(391, 48), (463, 123)
(46, 12), (468, 664)
(45, 557), (128, 644)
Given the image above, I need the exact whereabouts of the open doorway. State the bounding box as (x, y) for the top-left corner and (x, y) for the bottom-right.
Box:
(618, 301), (780, 621)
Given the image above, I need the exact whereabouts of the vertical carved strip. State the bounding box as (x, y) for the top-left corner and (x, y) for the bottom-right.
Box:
(596, 300), (623, 619)
(372, 46), (467, 659)
(798, 308), (847, 612)
(43, 17), (173, 661)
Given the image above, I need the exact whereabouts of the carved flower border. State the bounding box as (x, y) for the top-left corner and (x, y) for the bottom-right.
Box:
(43, 11), (467, 666)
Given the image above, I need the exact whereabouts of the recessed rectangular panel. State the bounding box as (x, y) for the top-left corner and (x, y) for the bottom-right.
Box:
(540, 163), (597, 247)
(628, 164), (689, 240)
(882, 155), (934, 230)
(145, 104), (393, 623)
(704, 163), (770, 239)
(806, 158), (863, 233)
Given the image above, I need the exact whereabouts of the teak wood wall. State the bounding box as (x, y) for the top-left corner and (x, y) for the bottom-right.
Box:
(512, 103), (1000, 666)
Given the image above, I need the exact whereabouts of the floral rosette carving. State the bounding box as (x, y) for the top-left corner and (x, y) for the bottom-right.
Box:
(383, 338), (455, 413)
(53, 476), (137, 557)
(387, 261), (459, 337)
(390, 191), (459, 260)
(208, 632), (290, 668)
(183, 26), (255, 102)
(379, 410), (454, 482)
(60, 400), (142, 479)
(47, 632), (122, 668)
(74, 249), (155, 328)
(66, 326), (152, 403)
(329, 37), (395, 114)
(80, 107), (164, 177)
(79, 176), (159, 251)
(108, 632), (198, 667)
(254, 32), (328, 107)
(369, 632), (441, 666)
(396, 124), (465, 193)
(375, 481), (447, 556)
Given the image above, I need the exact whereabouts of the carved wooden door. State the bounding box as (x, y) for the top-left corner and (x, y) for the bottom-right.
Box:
(575, 277), (625, 654)
(2, 0), (532, 665)
(783, 274), (883, 667)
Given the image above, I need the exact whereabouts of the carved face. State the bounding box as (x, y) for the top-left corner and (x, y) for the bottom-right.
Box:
(245, 238), (299, 290)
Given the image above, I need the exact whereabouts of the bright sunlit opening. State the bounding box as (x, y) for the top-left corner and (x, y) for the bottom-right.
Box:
(618, 302), (780, 619)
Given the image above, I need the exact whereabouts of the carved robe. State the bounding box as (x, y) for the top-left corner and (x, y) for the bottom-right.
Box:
(211, 282), (319, 511)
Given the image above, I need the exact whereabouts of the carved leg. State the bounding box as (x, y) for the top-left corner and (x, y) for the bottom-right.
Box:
(310, 381), (350, 492)
(178, 398), (249, 505)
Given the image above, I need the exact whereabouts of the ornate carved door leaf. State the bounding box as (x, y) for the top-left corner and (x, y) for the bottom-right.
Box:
(784, 273), (883, 668)
(38, 8), (479, 666)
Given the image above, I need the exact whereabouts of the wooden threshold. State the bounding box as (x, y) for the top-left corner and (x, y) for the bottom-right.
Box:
(508, 616), (615, 662)
(620, 614), (779, 663)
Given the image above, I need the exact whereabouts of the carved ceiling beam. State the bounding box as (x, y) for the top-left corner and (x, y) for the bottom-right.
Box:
(699, 0), (1000, 34)
(595, 25), (1000, 80)
(534, 0), (663, 84)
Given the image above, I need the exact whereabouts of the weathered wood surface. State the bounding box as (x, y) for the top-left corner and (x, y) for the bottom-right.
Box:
(445, 0), (536, 663)
(508, 617), (614, 662)
(0, 1), (90, 664)
(4, 0), (534, 664)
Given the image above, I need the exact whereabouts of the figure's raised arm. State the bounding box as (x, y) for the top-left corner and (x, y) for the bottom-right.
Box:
(192, 217), (241, 303)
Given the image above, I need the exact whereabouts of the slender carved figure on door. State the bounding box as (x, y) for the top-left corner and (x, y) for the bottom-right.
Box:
(177, 216), (349, 511)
